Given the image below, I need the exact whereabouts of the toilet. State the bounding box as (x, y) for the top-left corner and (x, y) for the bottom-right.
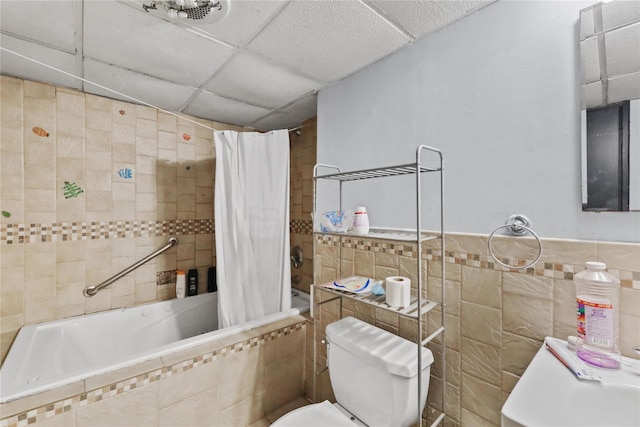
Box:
(272, 316), (434, 427)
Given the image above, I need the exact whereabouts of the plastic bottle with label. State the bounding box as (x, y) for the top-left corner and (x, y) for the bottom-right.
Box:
(176, 270), (186, 299)
(187, 269), (198, 296)
(352, 206), (369, 235)
(574, 261), (621, 369)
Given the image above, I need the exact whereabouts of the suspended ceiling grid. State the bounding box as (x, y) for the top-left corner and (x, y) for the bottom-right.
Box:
(0, 0), (495, 131)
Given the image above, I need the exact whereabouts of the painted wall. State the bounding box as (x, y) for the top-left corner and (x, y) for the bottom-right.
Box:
(317, 0), (639, 243)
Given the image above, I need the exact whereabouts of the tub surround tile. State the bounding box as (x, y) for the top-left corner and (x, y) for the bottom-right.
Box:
(265, 325), (306, 365)
(0, 319), (306, 427)
(84, 358), (165, 393)
(264, 351), (305, 414)
(77, 382), (158, 427)
(27, 408), (77, 427)
(158, 357), (220, 409)
(160, 339), (225, 367)
(218, 391), (266, 427)
(0, 381), (84, 420)
(158, 388), (219, 427)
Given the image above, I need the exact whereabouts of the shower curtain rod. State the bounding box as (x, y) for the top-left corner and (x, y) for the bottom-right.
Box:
(1, 46), (310, 134)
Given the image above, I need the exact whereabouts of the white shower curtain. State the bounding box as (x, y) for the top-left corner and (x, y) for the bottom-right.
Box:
(214, 130), (291, 328)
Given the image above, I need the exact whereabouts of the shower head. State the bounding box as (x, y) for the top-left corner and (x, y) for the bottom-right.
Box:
(142, 0), (229, 22)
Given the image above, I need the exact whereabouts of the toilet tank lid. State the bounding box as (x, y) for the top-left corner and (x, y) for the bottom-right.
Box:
(326, 317), (433, 378)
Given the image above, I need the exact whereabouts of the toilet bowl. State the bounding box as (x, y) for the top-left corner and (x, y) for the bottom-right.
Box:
(272, 317), (433, 427)
(271, 400), (364, 426)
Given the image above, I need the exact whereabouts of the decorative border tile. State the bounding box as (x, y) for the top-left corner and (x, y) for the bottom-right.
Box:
(0, 219), (215, 245)
(315, 235), (640, 289)
(0, 321), (305, 427)
(156, 270), (177, 286)
(1, 219), (315, 245)
(290, 219), (313, 235)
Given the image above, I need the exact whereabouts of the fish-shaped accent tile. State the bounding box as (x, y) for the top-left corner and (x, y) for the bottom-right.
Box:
(32, 127), (49, 137)
(117, 168), (133, 179)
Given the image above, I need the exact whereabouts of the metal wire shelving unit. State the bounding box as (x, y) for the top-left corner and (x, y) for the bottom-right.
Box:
(312, 145), (446, 427)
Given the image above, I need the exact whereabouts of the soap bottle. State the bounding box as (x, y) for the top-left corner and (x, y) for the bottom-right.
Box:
(574, 261), (621, 369)
(176, 270), (186, 299)
(187, 269), (198, 296)
(352, 206), (369, 235)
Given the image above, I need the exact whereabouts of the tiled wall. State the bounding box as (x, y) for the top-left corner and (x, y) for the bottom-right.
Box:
(0, 76), (241, 361)
(0, 316), (306, 427)
(289, 120), (316, 293)
(312, 233), (640, 426)
(0, 76), (317, 365)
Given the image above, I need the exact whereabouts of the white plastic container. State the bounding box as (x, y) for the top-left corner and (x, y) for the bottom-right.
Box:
(574, 261), (621, 369)
(352, 206), (369, 235)
(176, 270), (186, 299)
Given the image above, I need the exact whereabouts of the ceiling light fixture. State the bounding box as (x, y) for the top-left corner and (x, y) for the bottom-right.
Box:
(142, 0), (229, 22)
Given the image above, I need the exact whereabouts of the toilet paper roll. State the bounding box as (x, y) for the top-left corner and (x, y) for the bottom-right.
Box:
(386, 276), (411, 308)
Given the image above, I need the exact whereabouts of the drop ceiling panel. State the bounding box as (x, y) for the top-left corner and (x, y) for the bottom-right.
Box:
(580, 7), (595, 40)
(0, 36), (80, 90)
(581, 80), (603, 109)
(205, 52), (321, 109)
(83, 59), (196, 111)
(608, 72), (640, 104)
(251, 111), (301, 132)
(602, 0), (640, 31)
(604, 22), (640, 78)
(580, 36), (600, 85)
(370, 0), (493, 39)
(283, 92), (318, 121)
(246, 0), (410, 82)
(188, 0), (289, 46)
(0, 0), (495, 130)
(0, 1), (77, 51)
(84, 1), (234, 87)
(183, 90), (272, 126)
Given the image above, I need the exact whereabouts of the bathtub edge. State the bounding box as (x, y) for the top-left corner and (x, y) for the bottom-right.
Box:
(0, 316), (307, 423)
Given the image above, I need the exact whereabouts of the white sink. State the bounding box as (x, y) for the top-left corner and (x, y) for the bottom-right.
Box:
(502, 338), (640, 426)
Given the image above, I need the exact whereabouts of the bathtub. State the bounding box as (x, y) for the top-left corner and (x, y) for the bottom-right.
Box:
(0, 290), (310, 404)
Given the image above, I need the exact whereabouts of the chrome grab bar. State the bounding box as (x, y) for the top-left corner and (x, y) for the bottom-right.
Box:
(83, 237), (178, 297)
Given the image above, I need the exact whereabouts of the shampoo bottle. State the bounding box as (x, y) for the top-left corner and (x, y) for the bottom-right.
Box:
(575, 261), (621, 369)
(176, 270), (186, 299)
(187, 269), (198, 296)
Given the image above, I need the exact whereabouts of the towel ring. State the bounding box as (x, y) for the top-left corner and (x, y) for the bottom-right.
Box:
(488, 215), (542, 270)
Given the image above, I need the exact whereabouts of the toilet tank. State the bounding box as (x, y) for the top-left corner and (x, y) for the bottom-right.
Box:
(325, 317), (434, 427)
